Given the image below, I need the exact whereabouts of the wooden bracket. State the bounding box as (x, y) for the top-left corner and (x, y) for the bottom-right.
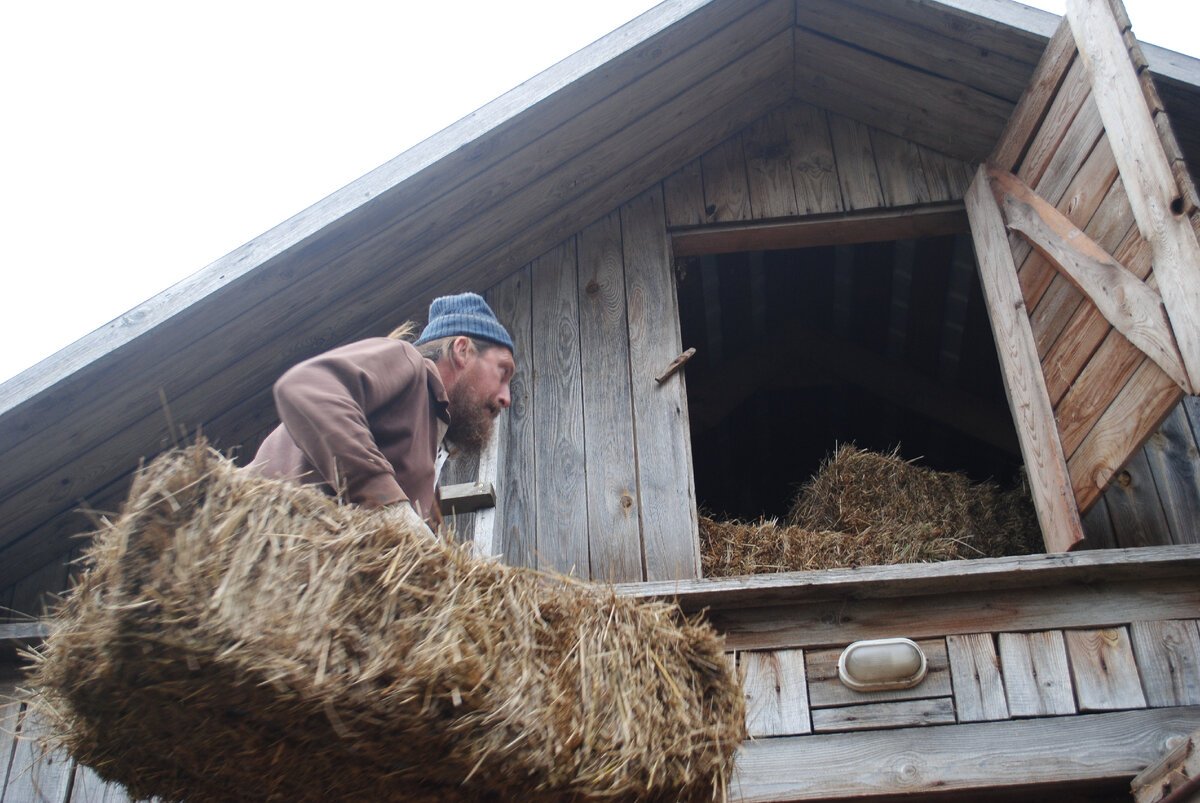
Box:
(655, 347), (696, 384)
(988, 166), (1192, 394)
(440, 481), (496, 515)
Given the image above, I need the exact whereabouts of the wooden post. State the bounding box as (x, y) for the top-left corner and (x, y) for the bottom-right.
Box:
(965, 166), (1086, 551)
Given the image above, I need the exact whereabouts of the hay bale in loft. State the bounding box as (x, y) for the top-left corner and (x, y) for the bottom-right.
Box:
(29, 444), (744, 802)
(701, 445), (1042, 577)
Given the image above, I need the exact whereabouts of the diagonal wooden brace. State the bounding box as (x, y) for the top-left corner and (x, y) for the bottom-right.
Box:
(988, 166), (1192, 394)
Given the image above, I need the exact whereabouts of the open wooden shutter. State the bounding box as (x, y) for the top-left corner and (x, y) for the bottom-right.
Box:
(965, 0), (1200, 552)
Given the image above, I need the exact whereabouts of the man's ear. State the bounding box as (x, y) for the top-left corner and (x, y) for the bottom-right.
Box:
(450, 336), (474, 367)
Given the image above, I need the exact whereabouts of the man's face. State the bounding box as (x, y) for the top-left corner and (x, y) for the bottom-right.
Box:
(445, 344), (514, 456)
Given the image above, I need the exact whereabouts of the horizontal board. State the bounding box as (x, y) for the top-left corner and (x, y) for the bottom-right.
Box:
(811, 697), (956, 733)
(731, 707), (1200, 801)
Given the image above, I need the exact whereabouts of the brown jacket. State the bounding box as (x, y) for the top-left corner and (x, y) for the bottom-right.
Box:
(246, 338), (449, 519)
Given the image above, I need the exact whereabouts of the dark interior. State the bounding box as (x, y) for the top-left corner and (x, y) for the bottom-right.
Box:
(677, 234), (1026, 521)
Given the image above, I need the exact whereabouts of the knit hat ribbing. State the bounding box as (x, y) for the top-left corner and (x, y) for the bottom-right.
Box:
(414, 292), (514, 353)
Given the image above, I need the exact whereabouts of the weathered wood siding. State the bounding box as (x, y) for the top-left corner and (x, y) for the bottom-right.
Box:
(624, 545), (1200, 801)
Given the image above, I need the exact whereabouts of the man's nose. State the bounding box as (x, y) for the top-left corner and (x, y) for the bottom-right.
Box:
(497, 384), (511, 409)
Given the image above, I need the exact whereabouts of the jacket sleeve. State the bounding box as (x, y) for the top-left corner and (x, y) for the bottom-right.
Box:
(271, 339), (424, 507)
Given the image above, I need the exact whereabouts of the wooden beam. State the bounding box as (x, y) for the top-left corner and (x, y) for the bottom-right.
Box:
(989, 166), (1191, 393)
(620, 543), (1200, 611)
(730, 707), (1200, 801)
(1067, 0), (1200, 390)
(965, 166), (1085, 552)
(438, 482), (496, 516)
(670, 203), (968, 257)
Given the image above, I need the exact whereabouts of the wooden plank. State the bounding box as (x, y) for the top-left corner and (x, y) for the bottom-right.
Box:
(742, 107), (800, 220)
(530, 240), (589, 577)
(965, 166), (1085, 552)
(1143, 404), (1200, 546)
(741, 649), (811, 737)
(918, 146), (975, 203)
(947, 633), (1011, 722)
(807, 640), (950, 709)
(1020, 133), (1122, 322)
(700, 135), (752, 224)
(999, 630), (1077, 717)
(621, 186), (701, 581)
(827, 113), (885, 212)
(1080, 495), (1118, 549)
(577, 211), (642, 583)
(1064, 626), (1148, 711)
(438, 482), (494, 517)
(671, 203), (967, 258)
(1130, 619), (1200, 708)
(708, 577), (1200, 653)
(811, 697), (956, 733)
(1131, 727), (1200, 803)
(1015, 57), (1094, 191)
(1, 684), (20, 795)
(486, 265), (536, 569)
(796, 0), (1035, 103)
(662, 159), (706, 228)
(792, 26), (1012, 164)
(991, 166), (1190, 393)
(783, 103), (843, 215)
(991, 21), (1078, 172)
(1068, 0), (1200, 390)
(731, 707), (1200, 802)
(870, 128), (933, 208)
(623, 544), (1200, 612)
(69, 763), (134, 803)
(6, 702), (73, 803)
(1101, 449), (1174, 549)
(1069, 359), (1183, 511)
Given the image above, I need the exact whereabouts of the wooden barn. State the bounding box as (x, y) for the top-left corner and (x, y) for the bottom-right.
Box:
(4, 0), (1200, 799)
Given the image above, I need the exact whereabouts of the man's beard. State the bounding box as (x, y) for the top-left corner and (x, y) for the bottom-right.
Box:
(445, 381), (497, 457)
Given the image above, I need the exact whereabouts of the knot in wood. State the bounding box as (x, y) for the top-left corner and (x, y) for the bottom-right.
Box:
(585, 279), (601, 296)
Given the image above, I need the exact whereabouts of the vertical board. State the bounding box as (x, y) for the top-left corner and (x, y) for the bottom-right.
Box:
(577, 212), (643, 583)
(1064, 627), (1148, 711)
(965, 167), (1085, 551)
(742, 649), (811, 737)
(1, 685), (19, 796)
(784, 103), (844, 215)
(486, 265), (536, 568)
(622, 186), (701, 581)
(531, 241), (590, 576)
(70, 763), (134, 802)
(1068, 0), (1200, 387)
(870, 128), (933, 208)
(743, 107), (800, 219)
(662, 159), (706, 229)
(6, 704), (73, 803)
(947, 633), (1011, 722)
(1101, 450), (1174, 548)
(999, 630), (1077, 717)
(1142, 404), (1200, 544)
(1130, 619), (1200, 707)
(700, 135), (752, 223)
(828, 113), (886, 211)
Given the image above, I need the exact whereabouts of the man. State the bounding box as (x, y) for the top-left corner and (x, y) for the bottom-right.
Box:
(246, 292), (514, 537)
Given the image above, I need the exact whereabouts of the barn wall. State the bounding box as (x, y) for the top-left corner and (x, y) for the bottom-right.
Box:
(457, 97), (1200, 579)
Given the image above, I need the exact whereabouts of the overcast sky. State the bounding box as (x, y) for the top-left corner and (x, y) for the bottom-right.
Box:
(1, 0), (1196, 385)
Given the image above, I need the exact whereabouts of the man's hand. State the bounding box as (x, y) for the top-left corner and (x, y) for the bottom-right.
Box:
(382, 500), (437, 541)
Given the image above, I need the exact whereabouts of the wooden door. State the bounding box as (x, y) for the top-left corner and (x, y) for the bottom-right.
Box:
(964, 0), (1200, 552)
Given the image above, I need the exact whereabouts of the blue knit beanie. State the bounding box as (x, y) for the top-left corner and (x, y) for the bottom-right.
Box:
(415, 292), (514, 353)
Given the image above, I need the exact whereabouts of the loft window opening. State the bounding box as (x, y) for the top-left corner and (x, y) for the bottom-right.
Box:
(676, 234), (1030, 529)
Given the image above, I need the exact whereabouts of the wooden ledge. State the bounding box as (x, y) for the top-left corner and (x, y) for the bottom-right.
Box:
(617, 544), (1200, 611)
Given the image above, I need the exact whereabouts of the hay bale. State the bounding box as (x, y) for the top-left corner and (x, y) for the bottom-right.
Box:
(29, 444), (744, 802)
(701, 445), (1041, 576)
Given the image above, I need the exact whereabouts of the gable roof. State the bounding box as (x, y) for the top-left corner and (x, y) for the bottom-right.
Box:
(2, 0), (1198, 593)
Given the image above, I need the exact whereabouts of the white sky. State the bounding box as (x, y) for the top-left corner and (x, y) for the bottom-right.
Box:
(1, 0), (1196, 385)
